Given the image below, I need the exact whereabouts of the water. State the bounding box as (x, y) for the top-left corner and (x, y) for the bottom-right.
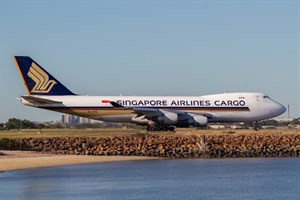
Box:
(1, 158), (300, 200)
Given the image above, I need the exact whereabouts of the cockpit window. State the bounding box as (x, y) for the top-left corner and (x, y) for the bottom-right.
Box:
(263, 95), (270, 99)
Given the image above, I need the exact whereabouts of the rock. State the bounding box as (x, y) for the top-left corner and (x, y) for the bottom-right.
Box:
(3, 134), (299, 158)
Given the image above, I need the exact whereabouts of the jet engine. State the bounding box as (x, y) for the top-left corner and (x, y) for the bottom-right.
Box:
(131, 114), (149, 125)
(152, 110), (178, 125)
(187, 115), (208, 127)
(177, 114), (208, 127)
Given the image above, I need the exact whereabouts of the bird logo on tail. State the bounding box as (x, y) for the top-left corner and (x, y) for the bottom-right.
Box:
(27, 62), (57, 93)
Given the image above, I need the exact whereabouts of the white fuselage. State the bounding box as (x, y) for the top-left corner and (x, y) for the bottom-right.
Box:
(21, 92), (286, 125)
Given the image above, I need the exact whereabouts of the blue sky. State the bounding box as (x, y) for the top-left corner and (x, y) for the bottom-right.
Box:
(0, 0), (299, 122)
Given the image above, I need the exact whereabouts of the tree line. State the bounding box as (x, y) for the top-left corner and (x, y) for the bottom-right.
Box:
(0, 118), (135, 130)
(0, 118), (64, 130)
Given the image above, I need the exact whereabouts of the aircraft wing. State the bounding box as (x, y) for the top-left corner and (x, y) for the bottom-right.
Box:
(21, 96), (63, 105)
(109, 101), (160, 116)
(135, 108), (213, 121)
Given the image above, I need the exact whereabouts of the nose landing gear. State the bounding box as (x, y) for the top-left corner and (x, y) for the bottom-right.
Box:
(253, 121), (261, 131)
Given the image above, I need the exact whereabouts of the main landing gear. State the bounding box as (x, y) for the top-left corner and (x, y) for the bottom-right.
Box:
(146, 124), (175, 131)
(253, 121), (261, 131)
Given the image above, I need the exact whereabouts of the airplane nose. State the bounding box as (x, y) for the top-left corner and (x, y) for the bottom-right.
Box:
(275, 102), (286, 116)
(280, 104), (287, 115)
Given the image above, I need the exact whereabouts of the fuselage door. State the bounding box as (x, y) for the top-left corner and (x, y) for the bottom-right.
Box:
(256, 95), (260, 102)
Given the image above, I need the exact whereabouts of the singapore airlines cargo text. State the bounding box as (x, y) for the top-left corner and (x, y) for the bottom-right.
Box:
(116, 100), (246, 107)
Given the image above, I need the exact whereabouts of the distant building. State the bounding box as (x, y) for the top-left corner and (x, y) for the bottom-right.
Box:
(61, 114), (102, 125)
(209, 124), (226, 129)
(273, 117), (295, 123)
(80, 117), (90, 124)
(61, 114), (79, 125)
(209, 124), (246, 130)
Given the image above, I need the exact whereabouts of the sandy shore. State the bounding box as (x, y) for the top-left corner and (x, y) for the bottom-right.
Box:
(0, 151), (160, 172)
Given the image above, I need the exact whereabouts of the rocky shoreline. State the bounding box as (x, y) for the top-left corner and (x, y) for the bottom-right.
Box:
(1, 134), (300, 158)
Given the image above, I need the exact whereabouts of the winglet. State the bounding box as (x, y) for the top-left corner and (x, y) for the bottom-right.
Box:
(14, 56), (76, 96)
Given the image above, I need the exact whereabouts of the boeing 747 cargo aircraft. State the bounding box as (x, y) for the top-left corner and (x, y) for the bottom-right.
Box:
(14, 56), (286, 131)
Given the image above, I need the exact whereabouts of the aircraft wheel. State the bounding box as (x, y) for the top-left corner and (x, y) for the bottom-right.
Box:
(147, 125), (175, 132)
(254, 126), (260, 131)
(154, 126), (161, 131)
(168, 127), (175, 131)
(162, 125), (168, 131)
(147, 126), (155, 131)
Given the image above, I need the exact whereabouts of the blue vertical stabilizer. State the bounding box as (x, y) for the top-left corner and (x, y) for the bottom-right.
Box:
(14, 56), (76, 95)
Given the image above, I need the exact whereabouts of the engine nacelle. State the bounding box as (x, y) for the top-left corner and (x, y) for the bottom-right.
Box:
(189, 115), (208, 127)
(177, 114), (208, 127)
(131, 114), (149, 125)
(153, 110), (178, 125)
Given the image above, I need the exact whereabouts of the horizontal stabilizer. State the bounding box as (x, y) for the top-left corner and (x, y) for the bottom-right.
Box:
(21, 96), (62, 105)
